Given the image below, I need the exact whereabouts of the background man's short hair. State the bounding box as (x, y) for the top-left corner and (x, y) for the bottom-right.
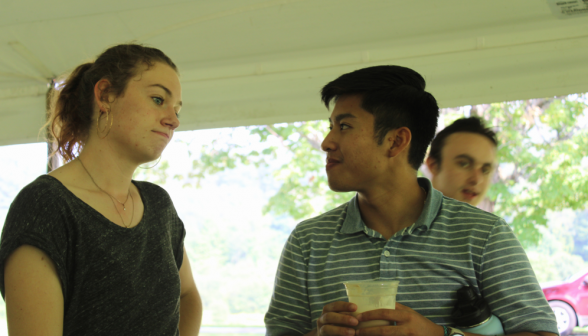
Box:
(321, 65), (439, 170)
(428, 116), (498, 166)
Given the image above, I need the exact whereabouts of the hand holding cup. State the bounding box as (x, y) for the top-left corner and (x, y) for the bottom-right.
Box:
(317, 301), (359, 336)
(342, 280), (400, 329)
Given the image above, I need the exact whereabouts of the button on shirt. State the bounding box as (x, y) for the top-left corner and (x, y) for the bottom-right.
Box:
(264, 178), (557, 336)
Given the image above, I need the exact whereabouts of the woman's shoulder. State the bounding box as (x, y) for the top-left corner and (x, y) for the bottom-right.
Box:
(12, 175), (65, 206)
(133, 180), (176, 211)
(133, 181), (184, 236)
(5, 175), (75, 226)
(1, 176), (71, 261)
(133, 180), (171, 199)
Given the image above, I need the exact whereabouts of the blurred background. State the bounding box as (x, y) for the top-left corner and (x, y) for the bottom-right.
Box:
(1, 95), (587, 334)
(1, 0), (587, 335)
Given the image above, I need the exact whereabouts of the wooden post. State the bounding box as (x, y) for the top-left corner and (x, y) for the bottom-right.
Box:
(45, 82), (60, 172)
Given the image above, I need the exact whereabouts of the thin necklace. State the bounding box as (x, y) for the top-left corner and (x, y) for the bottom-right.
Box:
(78, 158), (130, 209)
(78, 158), (134, 228)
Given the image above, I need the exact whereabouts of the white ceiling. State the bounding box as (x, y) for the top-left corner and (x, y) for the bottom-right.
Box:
(1, 0), (588, 146)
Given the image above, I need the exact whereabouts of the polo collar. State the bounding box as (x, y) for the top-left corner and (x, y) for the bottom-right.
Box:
(339, 177), (443, 235)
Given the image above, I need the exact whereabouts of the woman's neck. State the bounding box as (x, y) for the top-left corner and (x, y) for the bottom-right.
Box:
(75, 140), (137, 198)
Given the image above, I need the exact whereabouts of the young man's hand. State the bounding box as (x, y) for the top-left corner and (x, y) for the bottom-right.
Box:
(355, 303), (444, 336)
(317, 301), (359, 336)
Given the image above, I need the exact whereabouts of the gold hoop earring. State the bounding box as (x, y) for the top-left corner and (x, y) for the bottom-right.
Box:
(138, 156), (162, 169)
(97, 109), (113, 139)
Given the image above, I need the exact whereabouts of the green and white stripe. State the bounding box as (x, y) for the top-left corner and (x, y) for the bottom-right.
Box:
(265, 178), (557, 336)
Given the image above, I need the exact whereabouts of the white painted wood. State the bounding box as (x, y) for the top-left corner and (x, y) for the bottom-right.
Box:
(1, 0), (587, 145)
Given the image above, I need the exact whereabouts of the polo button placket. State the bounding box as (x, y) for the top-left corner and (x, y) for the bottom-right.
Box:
(385, 238), (403, 279)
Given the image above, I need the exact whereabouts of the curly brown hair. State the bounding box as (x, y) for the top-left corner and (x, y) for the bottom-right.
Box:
(47, 44), (178, 163)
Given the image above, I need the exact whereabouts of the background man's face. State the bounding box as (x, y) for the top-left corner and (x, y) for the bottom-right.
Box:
(428, 132), (497, 206)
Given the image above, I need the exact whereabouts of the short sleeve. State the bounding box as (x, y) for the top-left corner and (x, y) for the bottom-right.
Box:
(265, 230), (312, 336)
(173, 216), (186, 270)
(480, 219), (558, 334)
(0, 177), (70, 300)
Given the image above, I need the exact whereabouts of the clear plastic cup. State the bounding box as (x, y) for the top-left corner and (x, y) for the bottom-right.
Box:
(343, 280), (400, 329)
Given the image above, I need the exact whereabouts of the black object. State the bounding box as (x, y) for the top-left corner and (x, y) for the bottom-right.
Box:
(451, 286), (492, 327)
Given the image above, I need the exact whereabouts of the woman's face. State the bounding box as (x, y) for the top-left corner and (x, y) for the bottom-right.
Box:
(105, 62), (182, 163)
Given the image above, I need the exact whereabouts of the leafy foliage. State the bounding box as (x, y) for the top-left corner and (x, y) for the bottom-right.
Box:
(151, 94), (588, 247)
(461, 96), (588, 246)
(184, 216), (287, 323)
(572, 210), (588, 261)
(174, 121), (354, 219)
(125, 95), (588, 324)
(526, 209), (588, 283)
(132, 160), (170, 184)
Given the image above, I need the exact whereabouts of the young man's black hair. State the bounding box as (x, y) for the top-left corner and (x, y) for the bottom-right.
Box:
(320, 65), (439, 170)
(428, 116), (498, 166)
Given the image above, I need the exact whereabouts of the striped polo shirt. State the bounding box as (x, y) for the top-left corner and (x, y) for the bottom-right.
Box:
(265, 178), (557, 336)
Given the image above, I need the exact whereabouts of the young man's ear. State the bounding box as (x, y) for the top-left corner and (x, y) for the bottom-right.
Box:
(387, 127), (411, 158)
(426, 156), (440, 176)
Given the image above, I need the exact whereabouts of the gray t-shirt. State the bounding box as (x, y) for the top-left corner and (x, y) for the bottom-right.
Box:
(0, 175), (186, 335)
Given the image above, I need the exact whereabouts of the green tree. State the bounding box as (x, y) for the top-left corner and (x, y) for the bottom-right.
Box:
(150, 94), (588, 247)
(170, 122), (355, 220)
(526, 209), (588, 282)
(572, 210), (588, 260)
(463, 96), (588, 246)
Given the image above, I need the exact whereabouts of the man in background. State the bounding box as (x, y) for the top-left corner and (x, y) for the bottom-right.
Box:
(426, 117), (498, 207)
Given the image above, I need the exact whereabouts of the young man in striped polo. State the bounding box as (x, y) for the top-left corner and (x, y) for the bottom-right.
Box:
(426, 117), (498, 207)
(264, 66), (557, 336)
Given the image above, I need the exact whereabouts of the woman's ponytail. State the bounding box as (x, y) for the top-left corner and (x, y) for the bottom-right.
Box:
(48, 62), (94, 163)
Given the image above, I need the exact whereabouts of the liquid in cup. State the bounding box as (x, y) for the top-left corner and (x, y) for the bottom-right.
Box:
(343, 280), (400, 329)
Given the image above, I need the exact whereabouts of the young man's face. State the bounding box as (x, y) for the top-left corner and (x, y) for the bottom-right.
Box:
(427, 132), (497, 206)
(321, 95), (390, 192)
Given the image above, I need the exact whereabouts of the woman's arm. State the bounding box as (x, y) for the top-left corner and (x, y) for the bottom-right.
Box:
(179, 247), (202, 336)
(4, 244), (64, 336)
